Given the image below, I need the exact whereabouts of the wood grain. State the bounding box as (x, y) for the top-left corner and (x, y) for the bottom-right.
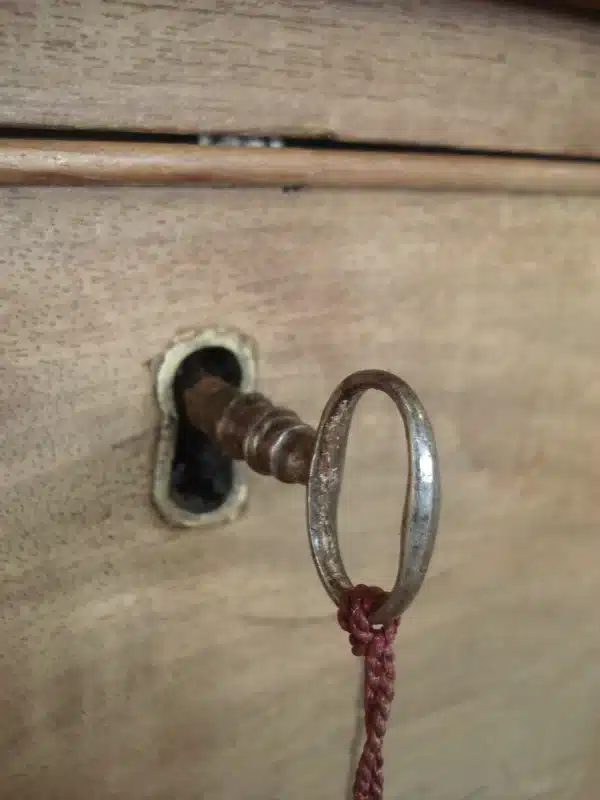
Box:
(2, 188), (600, 799)
(2, 1), (600, 154)
(4, 139), (600, 193)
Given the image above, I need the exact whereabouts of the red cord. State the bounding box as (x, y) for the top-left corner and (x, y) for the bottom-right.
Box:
(338, 585), (400, 800)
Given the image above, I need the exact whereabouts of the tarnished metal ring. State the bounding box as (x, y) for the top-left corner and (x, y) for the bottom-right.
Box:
(306, 369), (441, 626)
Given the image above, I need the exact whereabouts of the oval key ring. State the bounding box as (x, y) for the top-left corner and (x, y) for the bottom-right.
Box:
(306, 369), (441, 626)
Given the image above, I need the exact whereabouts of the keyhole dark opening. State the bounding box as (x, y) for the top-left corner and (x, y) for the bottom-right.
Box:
(170, 346), (243, 514)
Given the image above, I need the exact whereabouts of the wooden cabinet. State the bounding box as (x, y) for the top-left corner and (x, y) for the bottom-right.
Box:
(2, 3), (600, 799)
(1, 0), (600, 154)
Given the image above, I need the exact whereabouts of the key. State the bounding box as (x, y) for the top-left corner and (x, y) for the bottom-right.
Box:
(179, 367), (440, 626)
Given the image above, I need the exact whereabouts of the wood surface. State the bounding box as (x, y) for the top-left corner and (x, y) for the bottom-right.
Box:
(4, 139), (600, 194)
(2, 1), (600, 155)
(2, 188), (600, 799)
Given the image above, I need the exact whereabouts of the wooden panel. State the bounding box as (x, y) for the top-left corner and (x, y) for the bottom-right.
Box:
(1, 1), (600, 154)
(5, 139), (600, 192)
(2, 188), (600, 799)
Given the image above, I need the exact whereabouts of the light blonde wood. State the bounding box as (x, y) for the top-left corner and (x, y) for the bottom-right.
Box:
(2, 188), (600, 799)
(2, 1), (600, 154)
(4, 139), (600, 194)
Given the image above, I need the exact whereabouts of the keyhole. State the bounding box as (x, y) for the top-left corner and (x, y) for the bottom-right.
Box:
(170, 346), (243, 514)
(152, 327), (257, 528)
